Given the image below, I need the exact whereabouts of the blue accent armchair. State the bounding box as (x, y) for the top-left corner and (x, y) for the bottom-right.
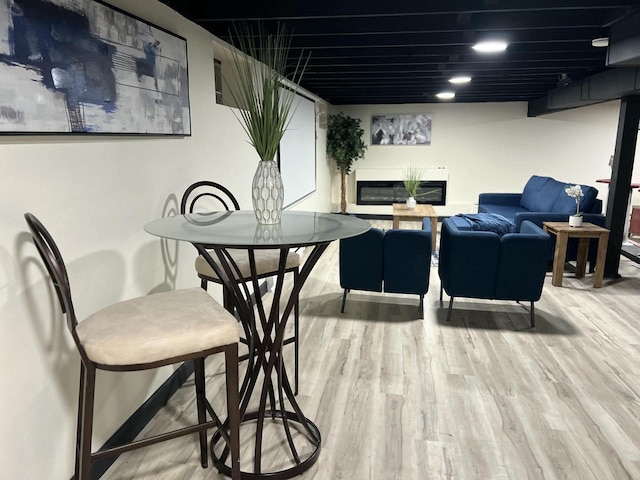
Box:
(438, 217), (551, 327)
(339, 226), (432, 318)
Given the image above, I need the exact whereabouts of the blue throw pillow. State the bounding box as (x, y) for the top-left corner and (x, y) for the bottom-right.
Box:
(520, 175), (559, 212)
(456, 213), (516, 237)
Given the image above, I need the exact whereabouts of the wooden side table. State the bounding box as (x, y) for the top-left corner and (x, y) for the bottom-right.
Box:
(542, 222), (610, 288)
(392, 203), (438, 247)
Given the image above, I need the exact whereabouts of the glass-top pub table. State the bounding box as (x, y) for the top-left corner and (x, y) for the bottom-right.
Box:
(144, 211), (370, 479)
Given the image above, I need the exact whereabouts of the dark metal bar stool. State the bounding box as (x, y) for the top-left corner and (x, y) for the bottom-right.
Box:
(181, 181), (302, 394)
(24, 213), (240, 480)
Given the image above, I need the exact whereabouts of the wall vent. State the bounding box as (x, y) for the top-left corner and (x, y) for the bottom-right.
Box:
(317, 102), (327, 129)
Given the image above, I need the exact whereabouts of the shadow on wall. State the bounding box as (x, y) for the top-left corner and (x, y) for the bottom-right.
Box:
(134, 194), (181, 295)
(17, 232), (130, 410)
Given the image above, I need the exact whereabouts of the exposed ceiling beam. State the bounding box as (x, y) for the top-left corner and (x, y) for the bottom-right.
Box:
(527, 67), (640, 116)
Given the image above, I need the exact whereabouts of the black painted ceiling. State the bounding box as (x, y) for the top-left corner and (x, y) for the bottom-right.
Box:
(159, 0), (640, 105)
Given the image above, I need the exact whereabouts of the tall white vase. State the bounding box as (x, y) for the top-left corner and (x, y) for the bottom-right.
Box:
(406, 196), (417, 210)
(252, 161), (284, 224)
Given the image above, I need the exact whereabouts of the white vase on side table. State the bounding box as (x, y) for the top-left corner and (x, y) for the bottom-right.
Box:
(569, 214), (583, 227)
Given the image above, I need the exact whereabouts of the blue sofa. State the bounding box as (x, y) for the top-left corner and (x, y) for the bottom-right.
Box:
(478, 175), (605, 268)
(438, 216), (551, 327)
(339, 226), (432, 318)
(478, 175), (604, 229)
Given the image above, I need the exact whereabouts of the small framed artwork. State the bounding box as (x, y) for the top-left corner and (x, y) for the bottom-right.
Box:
(0, 0), (191, 135)
(371, 113), (432, 145)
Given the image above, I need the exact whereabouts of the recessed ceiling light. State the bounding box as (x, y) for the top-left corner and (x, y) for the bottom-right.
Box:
(449, 76), (472, 84)
(436, 91), (455, 100)
(591, 37), (609, 48)
(472, 41), (508, 53)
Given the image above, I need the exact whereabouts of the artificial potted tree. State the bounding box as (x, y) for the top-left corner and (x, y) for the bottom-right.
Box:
(327, 113), (367, 214)
(226, 24), (308, 224)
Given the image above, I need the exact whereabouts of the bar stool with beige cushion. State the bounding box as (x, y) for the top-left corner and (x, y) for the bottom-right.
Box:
(181, 181), (302, 394)
(24, 213), (240, 480)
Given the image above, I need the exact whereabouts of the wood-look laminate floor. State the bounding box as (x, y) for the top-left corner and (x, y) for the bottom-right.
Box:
(102, 221), (640, 480)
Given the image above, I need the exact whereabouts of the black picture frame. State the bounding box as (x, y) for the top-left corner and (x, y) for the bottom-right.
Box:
(370, 113), (432, 145)
(0, 0), (191, 135)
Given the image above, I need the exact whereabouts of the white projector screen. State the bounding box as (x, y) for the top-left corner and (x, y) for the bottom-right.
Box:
(279, 91), (316, 207)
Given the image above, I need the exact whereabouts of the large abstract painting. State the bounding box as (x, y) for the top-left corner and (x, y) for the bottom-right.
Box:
(0, 0), (190, 135)
(371, 113), (432, 145)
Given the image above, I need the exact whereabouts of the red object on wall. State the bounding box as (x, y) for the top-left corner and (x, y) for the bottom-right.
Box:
(596, 179), (640, 188)
(631, 206), (640, 236)
(595, 179), (640, 238)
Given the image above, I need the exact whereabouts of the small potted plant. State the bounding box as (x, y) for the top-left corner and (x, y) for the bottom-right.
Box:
(565, 184), (584, 226)
(402, 165), (424, 210)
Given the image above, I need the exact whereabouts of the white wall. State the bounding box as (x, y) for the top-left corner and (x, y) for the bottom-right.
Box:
(330, 101), (640, 216)
(2, 2), (638, 478)
(0, 1), (331, 479)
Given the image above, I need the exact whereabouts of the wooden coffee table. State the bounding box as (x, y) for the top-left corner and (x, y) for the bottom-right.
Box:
(542, 221), (610, 288)
(392, 203), (438, 247)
